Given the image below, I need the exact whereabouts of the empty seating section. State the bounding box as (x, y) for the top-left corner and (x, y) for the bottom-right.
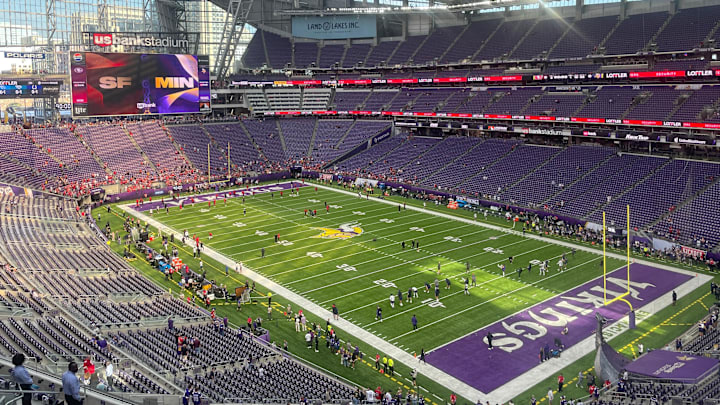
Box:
(242, 31), (268, 68)
(0, 153), (50, 189)
(127, 122), (192, 182)
(0, 131), (63, 180)
(400, 137), (483, 184)
(342, 43), (371, 67)
(167, 125), (226, 176)
(264, 31), (292, 68)
(364, 137), (442, 180)
(280, 118), (315, 160)
(441, 20), (502, 64)
(548, 154), (666, 219)
(460, 145), (560, 196)
(365, 41), (399, 67)
(301, 89), (331, 110)
(603, 12), (668, 55)
(654, 181), (720, 247)
(241, 6), (720, 70)
(485, 88), (543, 115)
(624, 87), (685, 120)
(502, 146), (616, 206)
(336, 136), (406, 174)
(575, 87), (641, 118)
(115, 324), (272, 372)
(363, 90), (397, 111)
(293, 42), (318, 68)
(310, 120), (355, 163)
(407, 89), (457, 112)
(77, 124), (152, 180)
(242, 119), (286, 162)
(522, 92), (585, 117)
(334, 91), (370, 110)
(588, 160), (720, 229)
(654, 6), (720, 52)
(454, 91), (494, 114)
(65, 297), (206, 326)
(318, 44), (345, 68)
(202, 124), (266, 173)
(23, 127), (104, 184)
(388, 35), (425, 65)
(511, 18), (571, 60)
(186, 359), (354, 403)
(549, 16), (617, 59)
(422, 139), (520, 190)
(474, 20), (536, 61)
(669, 87), (720, 122)
(413, 26), (466, 65)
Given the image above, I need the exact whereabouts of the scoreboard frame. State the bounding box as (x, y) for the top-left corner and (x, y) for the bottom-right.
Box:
(0, 79), (61, 98)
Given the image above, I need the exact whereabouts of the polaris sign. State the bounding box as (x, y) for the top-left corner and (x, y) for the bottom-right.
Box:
(292, 15), (376, 39)
(3, 52), (45, 59)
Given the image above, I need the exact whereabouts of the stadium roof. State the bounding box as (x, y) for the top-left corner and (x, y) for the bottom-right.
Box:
(277, 0), (543, 15)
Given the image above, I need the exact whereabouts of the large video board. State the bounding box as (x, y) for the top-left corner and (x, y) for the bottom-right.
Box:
(70, 52), (210, 116)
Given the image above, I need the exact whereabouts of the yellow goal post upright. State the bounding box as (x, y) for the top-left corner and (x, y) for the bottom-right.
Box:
(602, 205), (636, 328)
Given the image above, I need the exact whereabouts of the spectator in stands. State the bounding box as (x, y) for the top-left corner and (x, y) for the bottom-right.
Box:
(10, 353), (33, 405)
(62, 362), (82, 405)
(82, 357), (95, 385)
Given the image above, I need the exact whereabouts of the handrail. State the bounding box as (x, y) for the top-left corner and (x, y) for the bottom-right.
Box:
(0, 357), (140, 405)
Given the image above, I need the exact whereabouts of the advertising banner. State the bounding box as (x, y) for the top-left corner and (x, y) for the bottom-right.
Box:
(292, 15), (376, 39)
(70, 52), (209, 116)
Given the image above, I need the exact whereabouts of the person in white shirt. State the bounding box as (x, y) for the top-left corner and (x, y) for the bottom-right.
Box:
(105, 361), (114, 390)
(389, 294), (396, 308)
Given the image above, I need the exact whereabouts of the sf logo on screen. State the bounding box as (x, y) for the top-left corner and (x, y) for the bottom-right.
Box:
(98, 77), (195, 89)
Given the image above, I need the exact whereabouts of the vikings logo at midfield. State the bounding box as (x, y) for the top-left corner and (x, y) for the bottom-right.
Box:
(314, 223), (363, 239)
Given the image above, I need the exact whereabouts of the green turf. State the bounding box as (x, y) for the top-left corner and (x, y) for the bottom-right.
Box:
(127, 184), (624, 356)
(96, 180), (713, 404)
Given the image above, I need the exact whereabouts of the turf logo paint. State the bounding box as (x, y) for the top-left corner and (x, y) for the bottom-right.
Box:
(314, 223), (363, 239)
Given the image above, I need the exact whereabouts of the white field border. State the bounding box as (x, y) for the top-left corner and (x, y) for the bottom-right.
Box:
(120, 181), (711, 404)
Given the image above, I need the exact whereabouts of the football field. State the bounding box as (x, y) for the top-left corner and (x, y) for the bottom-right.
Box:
(135, 182), (625, 355)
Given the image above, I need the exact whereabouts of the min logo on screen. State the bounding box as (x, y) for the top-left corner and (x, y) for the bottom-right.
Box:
(155, 77), (195, 89)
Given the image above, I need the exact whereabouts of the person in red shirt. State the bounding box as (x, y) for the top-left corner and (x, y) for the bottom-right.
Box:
(82, 357), (95, 385)
(450, 393), (457, 405)
(558, 373), (564, 391)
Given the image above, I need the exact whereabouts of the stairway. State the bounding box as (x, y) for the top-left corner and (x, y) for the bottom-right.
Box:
(455, 143), (519, 189)
(122, 126), (161, 179)
(585, 158), (672, 219)
(595, 17), (623, 54)
(334, 120), (357, 147)
(470, 20), (505, 61)
(274, 119), (288, 155)
(545, 22), (574, 58)
(541, 152), (617, 205)
(161, 124), (196, 171)
(507, 19), (541, 60)
(437, 24), (471, 63)
(421, 139), (486, 185)
(70, 128), (113, 177)
(306, 118), (320, 158)
(499, 146), (564, 194)
(645, 13), (675, 51)
(238, 121), (270, 162)
(397, 137), (446, 172)
(406, 33), (432, 65)
(645, 170), (720, 230)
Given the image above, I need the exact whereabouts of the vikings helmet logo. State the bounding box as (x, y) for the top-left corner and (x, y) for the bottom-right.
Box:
(314, 223), (363, 239)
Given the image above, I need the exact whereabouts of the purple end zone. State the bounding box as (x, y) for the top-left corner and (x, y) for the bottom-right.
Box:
(625, 350), (718, 383)
(426, 264), (693, 393)
(130, 182), (309, 213)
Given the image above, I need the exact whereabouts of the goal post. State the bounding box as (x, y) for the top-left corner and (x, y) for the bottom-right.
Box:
(602, 206), (634, 327)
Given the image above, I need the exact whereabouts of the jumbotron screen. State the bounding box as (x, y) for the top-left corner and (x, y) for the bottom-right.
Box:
(70, 52), (210, 116)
